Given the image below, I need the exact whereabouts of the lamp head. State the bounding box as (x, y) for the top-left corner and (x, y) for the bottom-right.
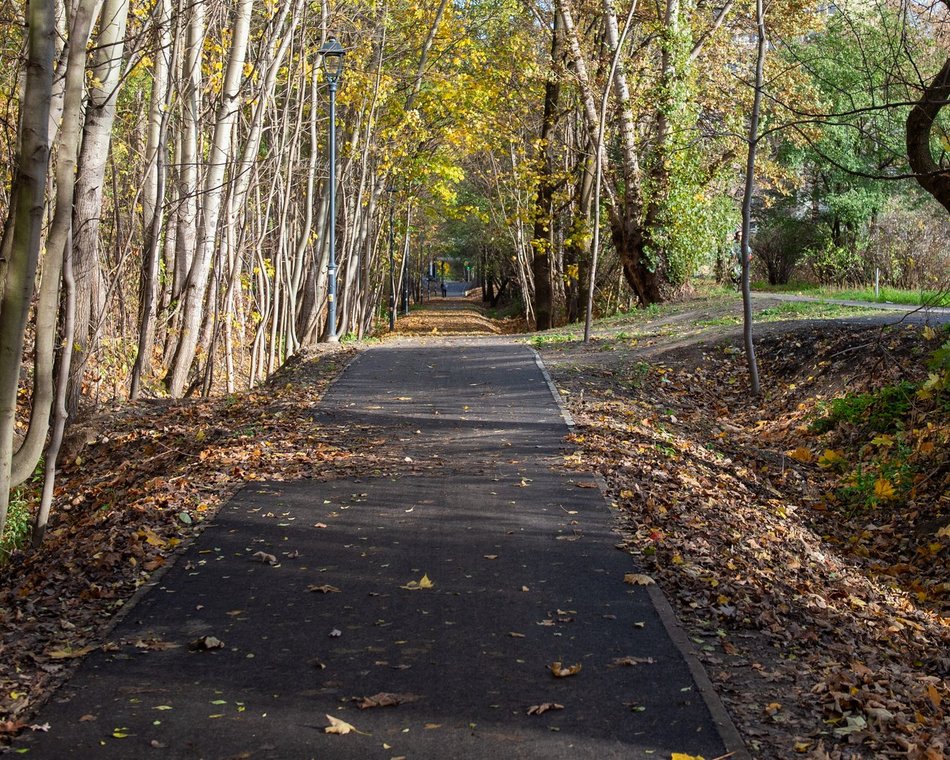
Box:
(320, 36), (345, 84)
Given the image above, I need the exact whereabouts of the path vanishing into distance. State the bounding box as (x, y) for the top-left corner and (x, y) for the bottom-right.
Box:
(18, 294), (744, 759)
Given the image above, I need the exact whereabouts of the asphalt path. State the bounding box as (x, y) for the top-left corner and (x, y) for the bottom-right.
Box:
(20, 342), (740, 759)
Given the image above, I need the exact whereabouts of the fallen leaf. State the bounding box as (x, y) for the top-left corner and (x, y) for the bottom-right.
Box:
(189, 636), (225, 651)
(308, 584), (341, 594)
(670, 754), (705, 760)
(549, 661), (582, 677)
(356, 692), (420, 709)
(609, 656), (655, 667)
(324, 714), (362, 735)
(401, 573), (434, 590)
(788, 447), (813, 463)
(133, 638), (179, 651)
(47, 645), (96, 660)
(527, 703), (564, 715)
(874, 477), (896, 500)
(624, 573), (655, 586)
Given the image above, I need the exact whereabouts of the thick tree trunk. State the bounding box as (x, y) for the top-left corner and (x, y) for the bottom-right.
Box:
(906, 55), (950, 213)
(530, 10), (561, 331)
(0, 0), (55, 536)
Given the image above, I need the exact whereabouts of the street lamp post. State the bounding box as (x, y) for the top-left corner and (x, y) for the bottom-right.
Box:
(320, 36), (345, 342)
(387, 187), (396, 331)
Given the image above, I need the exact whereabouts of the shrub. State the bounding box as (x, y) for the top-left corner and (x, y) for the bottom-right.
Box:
(803, 239), (868, 286)
(863, 198), (950, 291)
(752, 220), (817, 285)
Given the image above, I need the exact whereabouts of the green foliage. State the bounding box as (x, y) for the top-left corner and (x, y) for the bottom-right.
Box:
(810, 381), (916, 435)
(0, 488), (32, 559)
(528, 332), (577, 348)
(803, 240), (866, 286)
(763, 6), (944, 279)
(640, 12), (735, 291)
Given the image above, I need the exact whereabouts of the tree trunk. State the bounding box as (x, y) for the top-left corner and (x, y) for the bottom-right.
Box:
(130, 0), (175, 399)
(906, 55), (950, 213)
(68, 0), (131, 415)
(530, 10), (561, 331)
(10, 0), (98, 486)
(166, 0), (254, 396)
(0, 0), (55, 536)
(739, 0), (765, 397)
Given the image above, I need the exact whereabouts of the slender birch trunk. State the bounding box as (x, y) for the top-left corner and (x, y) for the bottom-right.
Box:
(10, 0), (98, 486)
(166, 0), (254, 396)
(0, 0), (55, 537)
(69, 0), (131, 414)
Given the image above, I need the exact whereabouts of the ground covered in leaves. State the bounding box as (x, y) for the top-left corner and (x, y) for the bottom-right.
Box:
(385, 294), (528, 337)
(2, 292), (947, 759)
(0, 346), (410, 737)
(541, 313), (949, 759)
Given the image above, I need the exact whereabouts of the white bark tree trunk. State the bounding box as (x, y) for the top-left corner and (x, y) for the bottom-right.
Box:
(166, 0), (254, 397)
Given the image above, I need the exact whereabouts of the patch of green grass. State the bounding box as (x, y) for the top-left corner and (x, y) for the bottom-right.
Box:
(1, 489), (33, 559)
(752, 281), (949, 307)
(695, 315), (741, 327)
(831, 286), (949, 307)
(810, 381), (916, 435)
(528, 332), (578, 348)
(755, 301), (873, 321)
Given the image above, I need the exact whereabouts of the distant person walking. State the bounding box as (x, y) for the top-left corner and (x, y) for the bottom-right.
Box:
(441, 282), (447, 298)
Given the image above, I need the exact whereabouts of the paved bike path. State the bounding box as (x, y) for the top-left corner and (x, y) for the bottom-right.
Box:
(20, 342), (741, 758)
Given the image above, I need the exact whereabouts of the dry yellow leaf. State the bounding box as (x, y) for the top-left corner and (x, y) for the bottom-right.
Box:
(874, 477), (896, 500)
(624, 573), (655, 586)
(788, 447), (813, 464)
(549, 661), (582, 677)
(670, 754), (705, 760)
(324, 714), (360, 735)
(401, 573), (434, 590)
(818, 449), (847, 469)
(47, 645), (96, 660)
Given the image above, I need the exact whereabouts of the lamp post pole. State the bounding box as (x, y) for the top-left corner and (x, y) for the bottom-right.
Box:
(319, 36), (345, 342)
(388, 188), (396, 331)
(326, 77), (338, 341)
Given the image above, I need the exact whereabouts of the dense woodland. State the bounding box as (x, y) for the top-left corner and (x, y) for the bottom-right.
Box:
(0, 0), (948, 535)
